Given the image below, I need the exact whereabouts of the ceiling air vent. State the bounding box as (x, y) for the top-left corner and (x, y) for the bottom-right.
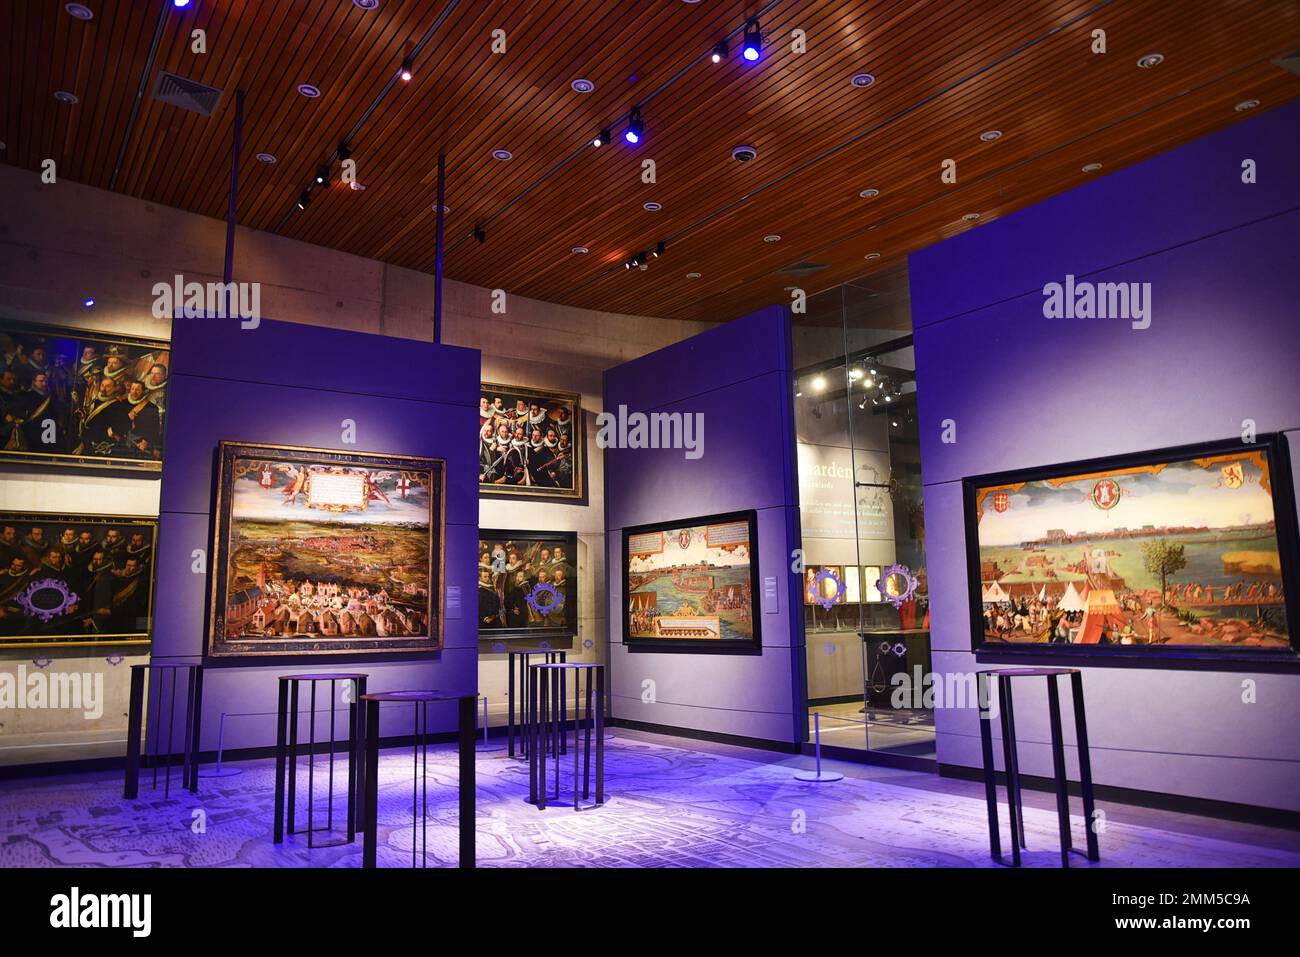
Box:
(152, 71), (224, 117)
(778, 260), (829, 277)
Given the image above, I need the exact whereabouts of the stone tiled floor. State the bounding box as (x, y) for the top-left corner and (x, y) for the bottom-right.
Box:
(1, 729), (1296, 868)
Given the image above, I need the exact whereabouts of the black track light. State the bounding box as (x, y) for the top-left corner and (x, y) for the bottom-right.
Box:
(624, 107), (644, 145)
(474, 226), (486, 244)
(297, 189), (312, 210)
(742, 19), (762, 61)
(338, 142), (351, 162)
(593, 127), (611, 148)
(654, 240), (665, 258)
(400, 55), (414, 82)
(711, 40), (727, 64)
(315, 164), (330, 186)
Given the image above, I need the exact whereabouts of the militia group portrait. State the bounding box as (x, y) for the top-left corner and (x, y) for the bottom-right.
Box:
(478, 382), (581, 498)
(0, 514), (156, 645)
(1, 322), (169, 469)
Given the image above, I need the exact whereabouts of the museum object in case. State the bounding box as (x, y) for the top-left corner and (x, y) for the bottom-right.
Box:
(964, 434), (1299, 663)
(479, 381), (582, 500)
(623, 509), (761, 652)
(478, 528), (578, 641)
(0, 511), (158, 648)
(0, 319), (170, 471)
(208, 441), (444, 657)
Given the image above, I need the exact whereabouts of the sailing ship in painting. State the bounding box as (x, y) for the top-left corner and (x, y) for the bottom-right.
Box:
(974, 449), (1289, 650)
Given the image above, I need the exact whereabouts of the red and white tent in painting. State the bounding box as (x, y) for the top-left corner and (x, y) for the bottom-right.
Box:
(1076, 588), (1126, 644)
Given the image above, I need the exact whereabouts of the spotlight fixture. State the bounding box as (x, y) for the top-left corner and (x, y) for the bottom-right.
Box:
(1136, 52), (1164, 69)
(297, 84), (321, 98)
(811, 375), (827, 393)
(354, 0), (380, 9)
(859, 188), (880, 198)
(742, 19), (762, 62)
(571, 78), (595, 94)
(296, 189), (312, 210)
(686, 271), (701, 279)
(64, 3), (94, 20)
(337, 142), (351, 162)
(1235, 98), (1260, 112)
(474, 226), (487, 244)
(654, 241), (666, 258)
(849, 368), (863, 381)
(592, 128), (611, 148)
(962, 212), (981, 222)
(400, 55), (414, 82)
(53, 91), (79, 104)
(644, 201), (662, 212)
(624, 107), (644, 144)
(571, 246), (589, 255)
(255, 152), (277, 164)
(173, 0), (191, 7)
(83, 297), (96, 308)
(314, 164), (331, 186)
(712, 40), (727, 64)
(491, 148), (513, 161)
(763, 234), (781, 243)
(850, 73), (876, 88)
(979, 129), (1002, 142)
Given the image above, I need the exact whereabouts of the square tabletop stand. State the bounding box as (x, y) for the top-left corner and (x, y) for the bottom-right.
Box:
(273, 673), (368, 848)
(361, 691), (477, 869)
(124, 662), (203, 800)
(527, 662), (605, 811)
(977, 668), (1100, 868)
(507, 649), (567, 759)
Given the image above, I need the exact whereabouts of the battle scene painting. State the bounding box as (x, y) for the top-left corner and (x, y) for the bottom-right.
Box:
(968, 440), (1295, 658)
(209, 442), (443, 657)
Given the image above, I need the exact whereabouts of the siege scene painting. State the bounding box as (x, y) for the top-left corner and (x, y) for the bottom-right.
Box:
(211, 445), (440, 657)
(974, 450), (1289, 651)
(626, 517), (755, 643)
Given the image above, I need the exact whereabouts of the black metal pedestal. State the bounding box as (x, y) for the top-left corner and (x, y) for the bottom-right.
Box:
(361, 691), (476, 869)
(527, 662), (604, 811)
(274, 673), (368, 847)
(977, 667), (1100, 867)
(124, 662), (203, 799)
(507, 650), (567, 759)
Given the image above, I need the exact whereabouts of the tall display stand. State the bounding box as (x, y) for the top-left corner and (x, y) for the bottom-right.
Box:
(124, 662), (204, 799)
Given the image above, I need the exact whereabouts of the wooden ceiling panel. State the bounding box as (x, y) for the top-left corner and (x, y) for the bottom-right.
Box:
(3, 0), (1298, 323)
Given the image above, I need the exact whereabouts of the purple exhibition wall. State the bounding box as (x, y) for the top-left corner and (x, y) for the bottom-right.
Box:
(153, 317), (481, 751)
(603, 305), (806, 744)
(911, 100), (1300, 810)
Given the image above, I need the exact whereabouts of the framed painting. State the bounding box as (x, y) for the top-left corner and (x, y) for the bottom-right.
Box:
(208, 441), (444, 658)
(1, 319), (169, 471)
(0, 512), (157, 648)
(477, 529), (577, 643)
(479, 381), (582, 500)
(623, 510), (761, 652)
(964, 435), (1299, 665)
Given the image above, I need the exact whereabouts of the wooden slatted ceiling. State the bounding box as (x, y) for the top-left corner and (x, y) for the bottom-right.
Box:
(3, 0), (1298, 325)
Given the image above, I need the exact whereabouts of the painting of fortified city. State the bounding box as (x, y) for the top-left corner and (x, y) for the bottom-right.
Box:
(0, 512), (157, 648)
(623, 510), (761, 651)
(479, 381), (583, 501)
(478, 529), (578, 642)
(964, 436), (1299, 662)
(209, 442), (443, 658)
(1, 319), (169, 472)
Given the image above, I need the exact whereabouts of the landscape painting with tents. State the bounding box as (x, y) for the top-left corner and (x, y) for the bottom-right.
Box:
(970, 446), (1292, 652)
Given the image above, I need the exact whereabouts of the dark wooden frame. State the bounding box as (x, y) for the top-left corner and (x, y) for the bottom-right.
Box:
(962, 433), (1300, 668)
(478, 381), (583, 502)
(477, 528), (578, 642)
(622, 508), (763, 654)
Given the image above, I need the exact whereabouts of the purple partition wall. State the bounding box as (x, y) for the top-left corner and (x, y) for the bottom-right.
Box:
(911, 101), (1300, 810)
(603, 306), (806, 745)
(154, 317), (480, 750)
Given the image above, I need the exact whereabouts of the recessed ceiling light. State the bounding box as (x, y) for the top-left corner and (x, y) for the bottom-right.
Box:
(255, 152), (277, 164)
(763, 234), (781, 243)
(962, 212), (981, 222)
(1235, 98), (1260, 112)
(432, 203), (450, 214)
(864, 252), (881, 260)
(491, 149), (513, 161)
(572, 246), (589, 255)
(979, 129), (1002, 142)
(1136, 53), (1164, 69)
(571, 78), (595, 94)
(297, 84), (321, 98)
(1081, 162), (1103, 172)
(686, 272), (702, 279)
(643, 201), (662, 211)
(64, 3), (94, 20)
(53, 90), (79, 104)
(850, 73), (876, 88)
(353, 0), (380, 9)
(859, 188), (880, 199)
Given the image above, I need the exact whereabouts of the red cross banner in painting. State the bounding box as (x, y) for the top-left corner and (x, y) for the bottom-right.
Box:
(396, 475), (412, 497)
(993, 491), (1009, 513)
